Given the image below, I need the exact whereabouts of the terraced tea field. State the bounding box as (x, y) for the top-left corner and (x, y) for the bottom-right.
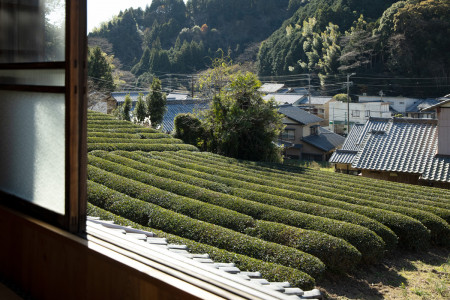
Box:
(87, 111), (450, 290)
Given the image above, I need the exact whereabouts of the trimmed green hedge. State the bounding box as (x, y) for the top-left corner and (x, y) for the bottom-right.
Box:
(88, 153), (364, 271)
(114, 150), (398, 252)
(88, 165), (254, 232)
(87, 132), (171, 139)
(88, 137), (184, 144)
(87, 181), (326, 278)
(87, 127), (158, 133)
(87, 143), (198, 152)
(151, 151), (431, 250)
(87, 203), (316, 289)
(187, 151), (450, 212)
(172, 151), (449, 246)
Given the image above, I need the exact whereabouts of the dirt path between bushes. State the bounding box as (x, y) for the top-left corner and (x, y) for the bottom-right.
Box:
(317, 247), (449, 299)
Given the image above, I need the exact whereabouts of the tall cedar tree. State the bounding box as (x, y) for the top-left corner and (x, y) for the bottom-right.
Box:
(135, 93), (147, 123)
(122, 94), (132, 121)
(146, 78), (167, 128)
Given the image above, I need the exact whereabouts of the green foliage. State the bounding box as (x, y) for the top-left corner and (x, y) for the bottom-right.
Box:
(87, 180), (326, 278)
(88, 46), (115, 91)
(88, 151), (365, 272)
(87, 203), (316, 289)
(202, 71), (284, 162)
(174, 113), (206, 148)
(134, 93), (147, 123)
(101, 150), (390, 263)
(146, 77), (167, 128)
(121, 94), (132, 121)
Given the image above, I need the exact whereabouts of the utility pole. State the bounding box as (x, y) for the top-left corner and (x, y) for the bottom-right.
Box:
(307, 74), (311, 113)
(191, 75), (195, 98)
(379, 90), (384, 102)
(346, 73), (356, 134)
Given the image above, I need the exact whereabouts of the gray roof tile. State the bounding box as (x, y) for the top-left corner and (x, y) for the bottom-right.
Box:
(349, 118), (450, 182)
(278, 105), (323, 125)
(302, 128), (345, 152)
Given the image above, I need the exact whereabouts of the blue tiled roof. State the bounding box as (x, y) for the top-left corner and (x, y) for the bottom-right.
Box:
(302, 128), (345, 152)
(278, 105), (323, 125)
(162, 101), (209, 133)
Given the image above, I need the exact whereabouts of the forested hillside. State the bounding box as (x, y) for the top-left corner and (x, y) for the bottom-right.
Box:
(89, 0), (290, 86)
(258, 0), (449, 97)
(88, 0), (449, 97)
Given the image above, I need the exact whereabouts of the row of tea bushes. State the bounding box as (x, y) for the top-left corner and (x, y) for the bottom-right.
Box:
(151, 151), (432, 250)
(91, 150), (393, 262)
(87, 181), (326, 278)
(87, 203), (316, 289)
(173, 152), (450, 245)
(185, 151), (450, 212)
(187, 151), (450, 204)
(87, 143), (198, 152)
(115, 150), (399, 251)
(88, 153), (369, 271)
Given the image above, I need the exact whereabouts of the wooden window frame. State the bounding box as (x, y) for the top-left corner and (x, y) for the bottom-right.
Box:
(0, 1), (87, 234)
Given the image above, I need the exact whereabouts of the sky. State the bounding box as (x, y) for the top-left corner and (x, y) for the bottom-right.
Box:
(87, 1), (187, 33)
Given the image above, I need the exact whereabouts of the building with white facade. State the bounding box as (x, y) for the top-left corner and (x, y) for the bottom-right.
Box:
(328, 101), (391, 134)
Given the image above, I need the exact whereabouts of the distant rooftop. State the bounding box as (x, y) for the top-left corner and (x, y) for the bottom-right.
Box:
(259, 83), (285, 94)
(263, 94), (305, 105)
(278, 105), (323, 125)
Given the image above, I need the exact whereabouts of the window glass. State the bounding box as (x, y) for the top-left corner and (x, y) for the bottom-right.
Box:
(0, 91), (66, 214)
(0, 69), (65, 86)
(0, 0), (66, 63)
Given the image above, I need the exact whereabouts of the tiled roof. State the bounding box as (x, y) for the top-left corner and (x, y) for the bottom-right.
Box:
(302, 128), (345, 152)
(298, 96), (333, 106)
(264, 94), (306, 105)
(405, 99), (440, 113)
(112, 91), (149, 104)
(422, 98), (450, 111)
(341, 118), (450, 182)
(278, 105), (323, 125)
(162, 101), (209, 133)
(87, 217), (322, 300)
(259, 83), (285, 94)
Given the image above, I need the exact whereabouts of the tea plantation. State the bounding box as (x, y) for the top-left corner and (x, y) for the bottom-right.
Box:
(87, 111), (450, 289)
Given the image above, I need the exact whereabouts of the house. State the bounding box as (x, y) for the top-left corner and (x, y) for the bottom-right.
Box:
(358, 95), (420, 114)
(258, 83), (286, 94)
(329, 111), (450, 187)
(297, 96), (333, 126)
(112, 91), (192, 109)
(88, 92), (117, 114)
(263, 93), (306, 106)
(405, 99), (439, 119)
(278, 105), (345, 161)
(328, 101), (391, 134)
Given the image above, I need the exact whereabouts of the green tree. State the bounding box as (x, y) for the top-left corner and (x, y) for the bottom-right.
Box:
(174, 113), (206, 148)
(146, 78), (167, 128)
(88, 46), (115, 91)
(202, 72), (284, 162)
(135, 93), (147, 123)
(122, 94), (132, 121)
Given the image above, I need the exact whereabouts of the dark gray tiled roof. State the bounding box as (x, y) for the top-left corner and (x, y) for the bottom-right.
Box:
(87, 218), (322, 300)
(350, 118), (450, 182)
(302, 128), (345, 152)
(162, 101), (209, 133)
(405, 99), (440, 113)
(278, 105), (323, 125)
(422, 98), (450, 111)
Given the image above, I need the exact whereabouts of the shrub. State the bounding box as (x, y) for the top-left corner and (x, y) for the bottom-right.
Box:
(87, 181), (326, 278)
(87, 203), (316, 289)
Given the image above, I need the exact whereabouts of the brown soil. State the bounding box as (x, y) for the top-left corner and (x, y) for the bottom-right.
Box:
(317, 247), (449, 300)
